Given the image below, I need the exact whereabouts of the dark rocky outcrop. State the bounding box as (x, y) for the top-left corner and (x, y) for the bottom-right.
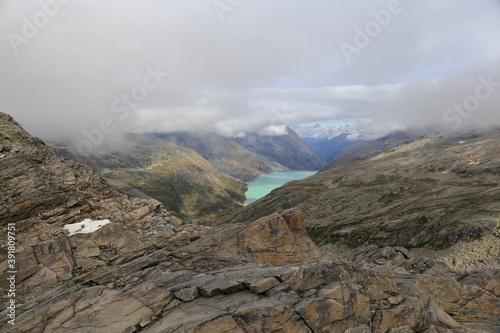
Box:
(185, 208), (323, 265)
(3, 225), (499, 332)
(0, 113), (174, 239)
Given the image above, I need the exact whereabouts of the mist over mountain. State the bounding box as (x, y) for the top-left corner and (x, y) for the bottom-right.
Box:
(294, 123), (371, 143)
(151, 131), (274, 182)
(310, 133), (369, 163)
(1, 1), (500, 143)
(233, 127), (327, 170)
(50, 132), (247, 221)
(154, 127), (326, 174)
(293, 124), (371, 162)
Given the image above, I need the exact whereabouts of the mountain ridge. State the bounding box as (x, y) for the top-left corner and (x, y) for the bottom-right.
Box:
(226, 129), (500, 251)
(151, 131), (274, 182)
(50, 132), (247, 222)
(234, 127), (327, 170)
(310, 133), (369, 162)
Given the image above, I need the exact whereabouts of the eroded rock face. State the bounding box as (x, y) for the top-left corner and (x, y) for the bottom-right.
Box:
(0, 111), (205, 295)
(3, 202), (499, 332)
(3, 245), (499, 333)
(184, 208), (323, 265)
(0, 112), (177, 248)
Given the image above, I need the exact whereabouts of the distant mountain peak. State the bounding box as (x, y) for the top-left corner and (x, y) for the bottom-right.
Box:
(234, 127), (326, 170)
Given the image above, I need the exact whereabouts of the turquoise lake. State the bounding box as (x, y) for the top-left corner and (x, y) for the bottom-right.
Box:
(245, 171), (317, 205)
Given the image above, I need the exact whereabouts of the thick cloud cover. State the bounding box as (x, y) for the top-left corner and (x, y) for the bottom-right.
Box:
(1, 0), (499, 144)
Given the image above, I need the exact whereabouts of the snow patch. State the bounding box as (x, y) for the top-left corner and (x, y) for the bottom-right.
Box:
(64, 219), (111, 236)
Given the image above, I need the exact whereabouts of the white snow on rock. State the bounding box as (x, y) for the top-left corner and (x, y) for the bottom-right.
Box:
(64, 219), (111, 236)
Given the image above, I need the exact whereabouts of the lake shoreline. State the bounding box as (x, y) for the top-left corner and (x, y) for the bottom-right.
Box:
(244, 170), (317, 206)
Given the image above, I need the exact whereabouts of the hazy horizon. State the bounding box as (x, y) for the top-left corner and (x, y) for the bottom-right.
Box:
(1, 0), (500, 145)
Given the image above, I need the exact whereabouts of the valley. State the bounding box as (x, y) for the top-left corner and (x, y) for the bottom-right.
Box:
(50, 133), (247, 222)
(49, 127), (324, 222)
(294, 124), (370, 162)
(226, 129), (500, 253)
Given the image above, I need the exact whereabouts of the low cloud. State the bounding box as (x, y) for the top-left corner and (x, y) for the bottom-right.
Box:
(0, 0), (499, 144)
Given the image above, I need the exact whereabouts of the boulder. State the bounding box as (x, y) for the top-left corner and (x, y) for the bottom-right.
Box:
(184, 208), (323, 265)
(249, 277), (281, 294)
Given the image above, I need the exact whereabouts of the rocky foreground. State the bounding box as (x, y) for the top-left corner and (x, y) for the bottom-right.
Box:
(1, 112), (499, 332)
(1, 209), (499, 332)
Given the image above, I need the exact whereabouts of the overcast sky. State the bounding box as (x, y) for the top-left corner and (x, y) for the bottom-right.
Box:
(1, 0), (499, 143)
